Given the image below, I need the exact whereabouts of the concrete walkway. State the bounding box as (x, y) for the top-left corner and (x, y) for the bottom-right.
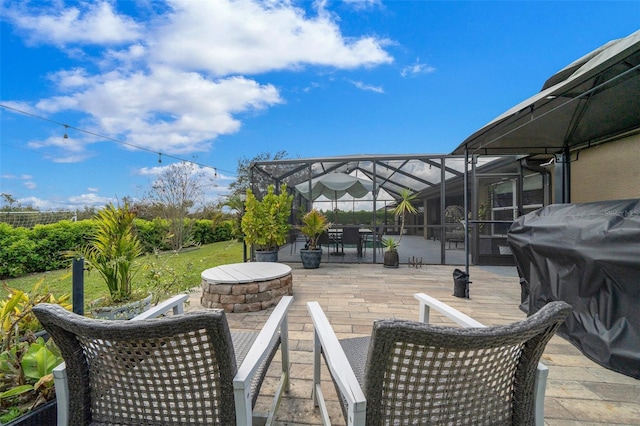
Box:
(187, 263), (639, 425)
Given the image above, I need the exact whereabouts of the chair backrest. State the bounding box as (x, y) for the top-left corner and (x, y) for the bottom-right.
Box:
(341, 227), (360, 244)
(33, 304), (239, 426)
(317, 231), (331, 245)
(363, 301), (571, 425)
(373, 226), (384, 240)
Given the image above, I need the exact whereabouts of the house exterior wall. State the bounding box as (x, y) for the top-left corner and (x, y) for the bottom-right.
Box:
(571, 134), (640, 203)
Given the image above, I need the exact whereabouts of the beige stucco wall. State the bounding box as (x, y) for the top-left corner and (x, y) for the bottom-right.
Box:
(571, 134), (640, 203)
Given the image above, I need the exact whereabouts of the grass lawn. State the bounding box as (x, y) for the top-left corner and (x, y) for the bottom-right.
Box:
(1, 240), (243, 311)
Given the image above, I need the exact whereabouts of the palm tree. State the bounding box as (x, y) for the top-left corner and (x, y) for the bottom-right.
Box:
(77, 203), (142, 303)
(393, 188), (418, 245)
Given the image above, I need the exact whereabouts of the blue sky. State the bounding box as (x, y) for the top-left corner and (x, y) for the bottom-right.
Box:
(1, 0), (638, 211)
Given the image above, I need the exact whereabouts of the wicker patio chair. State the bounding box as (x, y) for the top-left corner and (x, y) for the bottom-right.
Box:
(33, 295), (293, 426)
(307, 294), (570, 426)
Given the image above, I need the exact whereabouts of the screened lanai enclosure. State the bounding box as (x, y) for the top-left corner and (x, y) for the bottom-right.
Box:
(249, 154), (549, 266)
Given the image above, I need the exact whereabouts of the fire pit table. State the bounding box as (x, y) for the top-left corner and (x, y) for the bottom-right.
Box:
(201, 262), (293, 313)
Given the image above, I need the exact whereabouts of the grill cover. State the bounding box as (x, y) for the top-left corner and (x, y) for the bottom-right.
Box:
(507, 199), (640, 379)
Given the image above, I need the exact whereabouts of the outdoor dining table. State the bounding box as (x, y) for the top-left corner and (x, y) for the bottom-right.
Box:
(328, 227), (372, 257)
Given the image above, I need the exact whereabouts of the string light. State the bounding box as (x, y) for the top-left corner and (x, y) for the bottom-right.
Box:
(0, 103), (234, 176)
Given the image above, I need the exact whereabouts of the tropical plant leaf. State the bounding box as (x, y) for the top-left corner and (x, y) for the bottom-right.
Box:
(21, 339), (62, 380)
(0, 384), (33, 398)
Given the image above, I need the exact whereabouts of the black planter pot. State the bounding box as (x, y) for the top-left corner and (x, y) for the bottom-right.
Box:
(6, 399), (57, 426)
(91, 295), (152, 320)
(383, 250), (399, 268)
(300, 249), (323, 269)
(255, 250), (279, 262)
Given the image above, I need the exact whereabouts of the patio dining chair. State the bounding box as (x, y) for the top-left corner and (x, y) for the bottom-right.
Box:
(363, 226), (384, 257)
(340, 227), (363, 257)
(307, 294), (570, 426)
(317, 231), (338, 260)
(33, 295), (293, 426)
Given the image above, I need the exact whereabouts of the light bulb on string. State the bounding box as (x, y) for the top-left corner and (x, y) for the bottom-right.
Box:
(63, 125), (69, 139)
(158, 153), (162, 164)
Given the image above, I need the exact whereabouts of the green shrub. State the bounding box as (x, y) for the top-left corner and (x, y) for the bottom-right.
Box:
(0, 216), (235, 280)
(135, 218), (171, 252)
(0, 221), (101, 279)
(0, 225), (37, 279)
(212, 221), (233, 242)
(31, 220), (96, 272)
(192, 220), (215, 244)
(242, 185), (293, 251)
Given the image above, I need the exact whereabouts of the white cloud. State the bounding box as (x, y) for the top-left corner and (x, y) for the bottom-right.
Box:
(151, 0), (392, 76)
(4, 1), (143, 46)
(137, 162), (220, 180)
(67, 193), (117, 207)
(5, 0), (393, 157)
(350, 80), (384, 93)
(87, 187), (99, 193)
(27, 135), (95, 163)
(303, 82), (322, 93)
(15, 196), (53, 210)
(17, 194), (114, 210)
(36, 68), (283, 155)
(48, 68), (94, 90)
(1, 173), (33, 180)
(342, 0), (383, 11)
(24, 181), (36, 189)
(401, 59), (436, 77)
(0, 101), (38, 115)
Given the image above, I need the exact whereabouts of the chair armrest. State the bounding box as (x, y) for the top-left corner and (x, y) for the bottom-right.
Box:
(234, 295), (293, 425)
(52, 363), (69, 426)
(131, 294), (190, 320)
(414, 293), (484, 327)
(55, 293), (190, 426)
(414, 292), (547, 426)
(307, 301), (366, 424)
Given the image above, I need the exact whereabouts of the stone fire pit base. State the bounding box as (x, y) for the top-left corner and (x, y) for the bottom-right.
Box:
(201, 262), (293, 313)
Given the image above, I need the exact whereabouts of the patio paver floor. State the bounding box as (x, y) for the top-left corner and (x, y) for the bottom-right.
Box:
(186, 263), (640, 425)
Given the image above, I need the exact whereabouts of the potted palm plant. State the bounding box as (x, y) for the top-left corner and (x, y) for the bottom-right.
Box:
(383, 189), (418, 268)
(382, 237), (400, 268)
(299, 209), (331, 269)
(74, 203), (149, 319)
(241, 185), (293, 262)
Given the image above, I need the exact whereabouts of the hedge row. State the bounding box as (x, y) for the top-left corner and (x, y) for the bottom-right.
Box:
(0, 219), (233, 279)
